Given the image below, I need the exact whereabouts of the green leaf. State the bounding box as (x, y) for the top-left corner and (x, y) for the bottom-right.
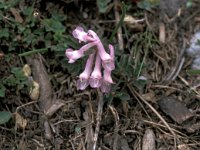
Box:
(187, 69), (200, 75)
(61, 59), (83, 76)
(22, 7), (33, 17)
(0, 111), (12, 124)
(42, 19), (65, 33)
(134, 76), (147, 90)
(11, 67), (26, 81)
(0, 85), (6, 98)
(115, 92), (130, 101)
(97, 0), (111, 13)
(137, 0), (160, 11)
(0, 28), (9, 38)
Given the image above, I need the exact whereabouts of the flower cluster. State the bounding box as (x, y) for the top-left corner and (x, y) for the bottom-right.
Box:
(65, 26), (115, 93)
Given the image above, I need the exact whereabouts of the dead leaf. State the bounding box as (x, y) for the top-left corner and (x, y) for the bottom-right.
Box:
(10, 8), (23, 23)
(124, 15), (145, 31)
(29, 80), (40, 100)
(15, 113), (28, 129)
(44, 100), (65, 117)
(23, 64), (31, 77)
(142, 91), (156, 102)
(142, 129), (156, 150)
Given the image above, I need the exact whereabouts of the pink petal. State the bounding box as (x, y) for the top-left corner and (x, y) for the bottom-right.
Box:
(65, 48), (84, 63)
(79, 40), (99, 53)
(88, 30), (112, 62)
(102, 60), (115, 71)
(100, 81), (111, 93)
(89, 78), (102, 88)
(103, 69), (113, 84)
(77, 53), (95, 90)
(102, 44), (115, 70)
(89, 54), (102, 88)
(108, 44), (115, 59)
(73, 26), (95, 42)
(76, 78), (89, 90)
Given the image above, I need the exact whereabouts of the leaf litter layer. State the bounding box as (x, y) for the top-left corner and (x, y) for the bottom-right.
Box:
(0, 0), (200, 149)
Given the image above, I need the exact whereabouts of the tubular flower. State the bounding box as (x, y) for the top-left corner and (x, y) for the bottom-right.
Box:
(76, 53), (95, 90)
(88, 30), (112, 61)
(100, 69), (114, 93)
(65, 41), (98, 63)
(66, 26), (115, 93)
(65, 48), (84, 63)
(102, 44), (115, 71)
(72, 26), (95, 43)
(89, 54), (102, 88)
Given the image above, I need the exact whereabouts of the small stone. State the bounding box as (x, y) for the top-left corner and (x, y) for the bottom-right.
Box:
(142, 129), (156, 150)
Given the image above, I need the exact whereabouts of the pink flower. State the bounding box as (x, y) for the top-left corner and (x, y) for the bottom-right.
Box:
(102, 44), (115, 71)
(66, 26), (115, 93)
(88, 30), (114, 71)
(103, 69), (114, 84)
(65, 41), (98, 63)
(76, 53), (95, 90)
(65, 48), (84, 63)
(100, 81), (111, 93)
(89, 54), (102, 88)
(100, 69), (114, 93)
(72, 26), (95, 43)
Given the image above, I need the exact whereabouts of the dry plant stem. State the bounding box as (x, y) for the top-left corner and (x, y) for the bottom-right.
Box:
(178, 76), (200, 99)
(92, 91), (104, 150)
(127, 84), (177, 148)
(25, 54), (62, 140)
(108, 105), (119, 150)
(84, 104), (94, 150)
(114, 0), (124, 51)
(164, 43), (185, 82)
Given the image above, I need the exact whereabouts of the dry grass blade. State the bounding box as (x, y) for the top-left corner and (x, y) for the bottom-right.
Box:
(114, 0), (124, 51)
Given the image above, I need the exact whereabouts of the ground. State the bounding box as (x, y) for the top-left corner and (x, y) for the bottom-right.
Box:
(0, 0), (200, 149)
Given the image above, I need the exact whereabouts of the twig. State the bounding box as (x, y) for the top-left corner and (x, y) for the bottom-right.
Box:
(108, 105), (119, 150)
(109, 2), (126, 43)
(127, 84), (177, 149)
(92, 90), (104, 150)
(114, 0), (124, 51)
(19, 48), (49, 56)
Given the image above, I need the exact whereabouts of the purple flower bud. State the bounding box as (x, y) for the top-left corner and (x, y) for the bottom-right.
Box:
(72, 26), (95, 43)
(65, 41), (98, 63)
(89, 54), (102, 88)
(76, 53), (95, 90)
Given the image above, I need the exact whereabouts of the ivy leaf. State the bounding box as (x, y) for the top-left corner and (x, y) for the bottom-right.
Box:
(0, 111), (12, 124)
